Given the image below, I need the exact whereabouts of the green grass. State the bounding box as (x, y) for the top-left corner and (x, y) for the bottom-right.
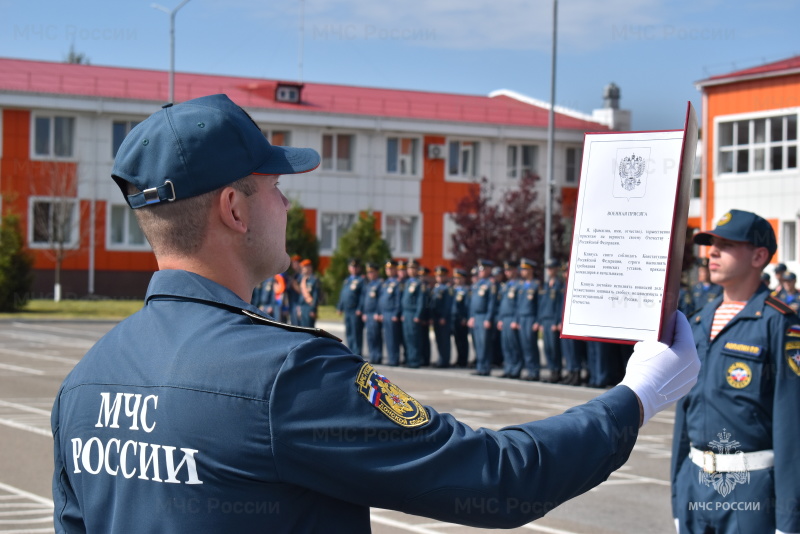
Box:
(0, 299), (144, 320)
(1, 300), (340, 322)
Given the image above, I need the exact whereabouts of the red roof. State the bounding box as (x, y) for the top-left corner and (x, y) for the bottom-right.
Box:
(0, 57), (605, 131)
(697, 55), (800, 87)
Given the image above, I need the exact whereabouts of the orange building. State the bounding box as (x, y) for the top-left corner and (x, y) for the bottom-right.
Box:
(0, 58), (621, 298)
(695, 55), (800, 273)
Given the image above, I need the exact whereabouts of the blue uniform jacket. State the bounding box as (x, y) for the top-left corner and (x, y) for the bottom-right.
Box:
(361, 279), (382, 315)
(431, 283), (454, 323)
(670, 285), (800, 531)
(497, 280), (520, 319)
(53, 270), (640, 533)
(337, 275), (364, 312)
(469, 278), (496, 322)
(516, 280), (540, 321)
(537, 278), (564, 323)
(451, 284), (470, 323)
(377, 277), (403, 319)
(401, 277), (428, 320)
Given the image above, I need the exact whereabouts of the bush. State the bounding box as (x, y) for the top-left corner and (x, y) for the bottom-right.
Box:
(0, 215), (34, 311)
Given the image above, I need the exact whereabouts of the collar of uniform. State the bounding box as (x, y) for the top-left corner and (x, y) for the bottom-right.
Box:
(705, 283), (769, 321)
(144, 269), (260, 315)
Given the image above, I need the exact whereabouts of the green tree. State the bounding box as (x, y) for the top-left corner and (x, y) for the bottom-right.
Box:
(285, 200), (319, 268)
(64, 43), (90, 65)
(322, 212), (391, 304)
(0, 214), (34, 311)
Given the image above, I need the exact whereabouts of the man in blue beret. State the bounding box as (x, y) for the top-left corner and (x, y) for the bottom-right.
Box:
(671, 209), (800, 533)
(52, 94), (701, 533)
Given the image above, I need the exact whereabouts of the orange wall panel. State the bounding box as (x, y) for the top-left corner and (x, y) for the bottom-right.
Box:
(702, 73), (800, 230)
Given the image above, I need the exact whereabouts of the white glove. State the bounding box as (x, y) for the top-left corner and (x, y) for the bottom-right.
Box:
(620, 311), (700, 425)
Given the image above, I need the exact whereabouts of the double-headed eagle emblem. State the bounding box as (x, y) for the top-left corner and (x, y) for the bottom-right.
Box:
(618, 153), (645, 192)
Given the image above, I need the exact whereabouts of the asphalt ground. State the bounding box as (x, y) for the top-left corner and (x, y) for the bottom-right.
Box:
(0, 319), (677, 534)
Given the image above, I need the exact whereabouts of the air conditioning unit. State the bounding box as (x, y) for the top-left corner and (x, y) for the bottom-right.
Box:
(427, 144), (446, 160)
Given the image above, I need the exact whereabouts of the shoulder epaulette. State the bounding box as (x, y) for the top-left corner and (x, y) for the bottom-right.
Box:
(766, 296), (795, 316)
(240, 309), (342, 342)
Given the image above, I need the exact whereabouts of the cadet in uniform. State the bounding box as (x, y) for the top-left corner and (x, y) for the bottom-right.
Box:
(337, 258), (365, 354)
(295, 259), (320, 328)
(773, 272), (800, 314)
(361, 262), (384, 364)
(52, 94), (701, 533)
(497, 260), (523, 379)
(378, 260), (403, 366)
(516, 258), (542, 381)
(538, 259), (565, 383)
(253, 276), (275, 316)
(450, 268), (471, 368)
(491, 266), (506, 369)
(691, 258), (723, 313)
(401, 259), (427, 369)
(671, 209), (800, 533)
(431, 266), (454, 368)
(419, 266), (434, 367)
(468, 260), (497, 376)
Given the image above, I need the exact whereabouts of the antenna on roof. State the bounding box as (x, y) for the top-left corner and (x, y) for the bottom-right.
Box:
(298, 0), (305, 83)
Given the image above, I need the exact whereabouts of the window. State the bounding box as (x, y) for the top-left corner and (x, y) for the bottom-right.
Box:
(507, 144), (538, 178)
(112, 120), (140, 157)
(29, 198), (79, 247)
(320, 212), (356, 251)
(566, 146), (583, 184)
(387, 137), (419, 175)
(718, 114), (798, 174)
(33, 115), (75, 158)
(691, 152), (702, 200)
(448, 140), (479, 179)
(108, 204), (149, 249)
(322, 134), (354, 172)
(783, 221), (797, 262)
(385, 215), (419, 255)
(262, 129), (291, 146)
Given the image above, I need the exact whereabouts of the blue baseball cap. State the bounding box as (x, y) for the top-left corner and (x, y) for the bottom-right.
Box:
(694, 209), (777, 255)
(112, 94), (320, 208)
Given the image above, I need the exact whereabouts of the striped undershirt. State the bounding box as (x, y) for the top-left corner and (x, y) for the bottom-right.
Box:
(710, 301), (746, 340)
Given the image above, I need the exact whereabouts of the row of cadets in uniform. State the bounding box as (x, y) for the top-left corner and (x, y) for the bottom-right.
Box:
(251, 256), (320, 328)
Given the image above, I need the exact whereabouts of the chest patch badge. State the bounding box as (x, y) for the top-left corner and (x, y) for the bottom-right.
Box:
(785, 340), (800, 377)
(356, 363), (430, 428)
(726, 362), (752, 388)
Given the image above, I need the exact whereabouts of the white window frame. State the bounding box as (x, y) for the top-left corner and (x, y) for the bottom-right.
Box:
(384, 214), (421, 256)
(442, 213), (458, 260)
(31, 112), (77, 160)
(715, 110), (798, 177)
(506, 144), (538, 179)
(28, 196), (80, 249)
(112, 119), (141, 158)
(565, 146), (583, 184)
(386, 136), (421, 177)
(319, 212), (357, 253)
(106, 203), (151, 251)
(783, 220), (797, 263)
(321, 133), (355, 172)
(447, 139), (480, 182)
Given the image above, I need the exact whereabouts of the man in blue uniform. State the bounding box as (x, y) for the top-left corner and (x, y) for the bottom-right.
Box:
(378, 260), (403, 366)
(538, 259), (565, 383)
(468, 259), (497, 376)
(401, 259), (428, 369)
(337, 258), (365, 354)
(691, 258), (723, 314)
(516, 258), (541, 381)
(431, 266), (454, 368)
(361, 262), (384, 364)
(497, 260), (523, 379)
(450, 268), (471, 368)
(671, 209), (800, 533)
(295, 259), (320, 327)
(52, 94), (701, 533)
(773, 272), (800, 314)
(419, 266), (434, 367)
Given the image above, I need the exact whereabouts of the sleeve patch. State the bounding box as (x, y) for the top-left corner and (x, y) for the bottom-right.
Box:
(786, 340), (800, 377)
(355, 363), (430, 428)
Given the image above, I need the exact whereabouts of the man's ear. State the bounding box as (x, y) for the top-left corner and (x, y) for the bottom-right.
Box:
(217, 187), (248, 234)
(752, 247), (770, 270)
